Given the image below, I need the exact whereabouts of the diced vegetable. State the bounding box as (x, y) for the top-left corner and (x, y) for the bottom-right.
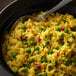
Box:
(64, 28), (69, 33)
(70, 58), (76, 63)
(35, 47), (39, 51)
(61, 33), (64, 37)
(61, 26), (65, 31)
(56, 27), (61, 31)
(49, 50), (53, 54)
(64, 61), (69, 66)
(12, 52), (17, 58)
(37, 38), (41, 43)
(22, 25), (27, 30)
(34, 64), (41, 71)
(70, 33), (74, 38)
(45, 41), (49, 45)
(40, 28), (45, 31)
(58, 46), (62, 50)
(41, 58), (47, 63)
(22, 67), (28, 72)
(30, 41), (34, 45)
(57, 52), (59, 56)
(22, 41), (27, 45)
(26, 48), (31, 53)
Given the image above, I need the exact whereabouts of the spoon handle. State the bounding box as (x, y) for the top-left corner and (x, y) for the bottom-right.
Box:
(40, 0), (72, 19)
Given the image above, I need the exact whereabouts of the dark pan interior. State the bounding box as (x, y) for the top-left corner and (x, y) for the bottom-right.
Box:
(0, 0), (76, 76)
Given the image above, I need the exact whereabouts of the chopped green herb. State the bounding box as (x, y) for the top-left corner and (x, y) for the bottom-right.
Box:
(40, 28), (45, 31)
(56, 27), (61, 31)
(41, 58), (47, 63)
(22, 41), (27, 45)
(64, 61), (69, 66)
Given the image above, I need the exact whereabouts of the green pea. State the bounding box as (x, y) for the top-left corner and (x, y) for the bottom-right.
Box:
(64, 62), (69, 66)
(30, 41), (34, 45)
(56, 27), (61, 31)
(22, 67), (28, 72)
(26, 48), (31, 53)
(64, 28), (69, 33)
(30, 41), (37, 45)
(48, 66), (52, 71)
(41, 58), (47, 63)
(70, 33), (74, 38)
(45, 41), (49, 45)
(12, 52), (17, 58)
(49, 50), (53, 54)
(22, 25), (27, 30)
(58, 46), (62, 50)
(35, 47), (39, 51)
(61, 33), (64, 37)
(63, 20), (66, 23)
(70, 58), (76, 63)
(22, 41), (27, 45)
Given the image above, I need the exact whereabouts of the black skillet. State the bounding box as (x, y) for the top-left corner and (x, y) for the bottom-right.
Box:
(0, 0), (76, 76)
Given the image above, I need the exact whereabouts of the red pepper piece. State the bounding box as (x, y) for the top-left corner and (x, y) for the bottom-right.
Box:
(37, 38), (41, 43)
(57, 52), (59, 57)
(61, 26), (65, 31)
(34, 64), (42, 71)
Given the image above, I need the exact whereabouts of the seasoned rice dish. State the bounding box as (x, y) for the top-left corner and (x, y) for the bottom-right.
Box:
(2, 12), (76, 76)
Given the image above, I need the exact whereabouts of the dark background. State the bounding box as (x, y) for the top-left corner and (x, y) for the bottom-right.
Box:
(0, 0), (13, 76)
